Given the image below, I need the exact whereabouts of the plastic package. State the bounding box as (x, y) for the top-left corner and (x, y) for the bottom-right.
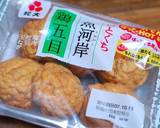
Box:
(0, 0), (160, 128)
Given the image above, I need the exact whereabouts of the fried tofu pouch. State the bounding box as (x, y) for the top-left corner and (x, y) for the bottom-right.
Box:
(0, 57), (42, 109)
(19, 19), (45, 60)
(32, 63), (84, 117)
(95, 56), (149, 90)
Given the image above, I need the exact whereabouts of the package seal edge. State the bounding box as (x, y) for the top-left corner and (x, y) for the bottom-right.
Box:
(150, 69), (160, 128)
(0, 0), (12, 59)
(0, 0), (10, 21)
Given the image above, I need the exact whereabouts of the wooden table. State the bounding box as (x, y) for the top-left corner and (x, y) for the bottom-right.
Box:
(1, 0), (160, 127)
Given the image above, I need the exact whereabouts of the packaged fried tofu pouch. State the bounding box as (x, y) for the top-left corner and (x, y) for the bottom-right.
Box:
(0, 0), (160, 128)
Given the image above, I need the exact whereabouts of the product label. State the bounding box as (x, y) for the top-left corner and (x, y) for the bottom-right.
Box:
(42, 9), (76, 57)
(86, 89), (145, 128)
(117, 25), (160, 67)
(36, 6), (160, 70)
(18, 0), (51, 19)
(37, 7), (118, 71)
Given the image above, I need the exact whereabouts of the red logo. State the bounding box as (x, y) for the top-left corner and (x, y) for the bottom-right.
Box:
(28, 1), (43, 12)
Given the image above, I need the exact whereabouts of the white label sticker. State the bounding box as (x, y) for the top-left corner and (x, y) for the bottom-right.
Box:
(86, 89), (145, 128)
(36, 7), (118, 71)
(18, 0), (51, 19)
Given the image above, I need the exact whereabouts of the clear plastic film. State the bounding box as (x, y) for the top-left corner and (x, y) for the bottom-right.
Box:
(0, 0), (160, 128)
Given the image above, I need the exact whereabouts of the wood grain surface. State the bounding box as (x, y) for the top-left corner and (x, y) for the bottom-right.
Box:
(0, 0), (160, 128)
